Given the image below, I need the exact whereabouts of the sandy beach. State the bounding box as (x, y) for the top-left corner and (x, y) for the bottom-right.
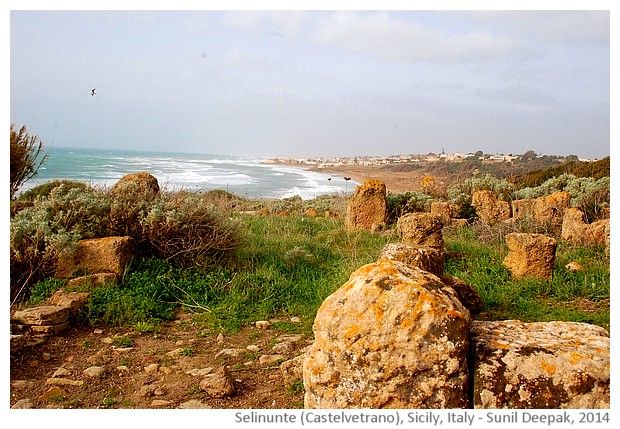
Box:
(307, 164), (453, 195)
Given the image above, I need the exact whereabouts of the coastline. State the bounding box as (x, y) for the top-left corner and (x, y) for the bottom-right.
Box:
(296, 164), (432, 194)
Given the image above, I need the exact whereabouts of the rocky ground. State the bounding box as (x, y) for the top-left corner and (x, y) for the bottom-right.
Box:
(10, 310), (312, 409)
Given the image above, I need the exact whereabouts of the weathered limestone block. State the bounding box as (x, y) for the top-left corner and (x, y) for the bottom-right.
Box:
(49, 290), (90, 317)
(396, 212), (444, 250)
(345, 179), (387, 232)
(55, 236), (135, 279)
(12, 306), (71, 326)
(561, 208), (587, 243)
(430, 201), (459, 224)
(471, 190), (511, 224)
(439, 274), (483, 315)
(590, 218), (610, 249)
(379, 243), (445, 276)
(11, 334), (26, 353)
(470, 320), (610, 409)
(303, 259), (471, 409)
(511, 198), (535, 220)
(30, 322), (71, 336)
(67, 272), (119, 289)
(533, 191), (571, 226)
(503, 233), (557, 280)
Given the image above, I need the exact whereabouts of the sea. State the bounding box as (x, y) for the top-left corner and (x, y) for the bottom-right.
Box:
(22, 147), (357, 200)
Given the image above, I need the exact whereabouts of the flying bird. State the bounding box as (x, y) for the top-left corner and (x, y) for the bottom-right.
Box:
(91, 88), (96, 96)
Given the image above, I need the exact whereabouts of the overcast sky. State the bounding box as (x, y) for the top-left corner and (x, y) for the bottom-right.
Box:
(9, 7), (611, 159)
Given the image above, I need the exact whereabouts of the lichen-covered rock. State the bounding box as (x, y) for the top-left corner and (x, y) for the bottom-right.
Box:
(533, 191), (571, 226)
(396, 212), (444, 250)
(303, 259), (471, 409)
(345, 179), (387, 232)
(470, 320), (610, 409)
(471, 190), (511, 224)
(55, 236), (135, 279)
(379, 243), (445, 276)
(503, 233), (557, 280)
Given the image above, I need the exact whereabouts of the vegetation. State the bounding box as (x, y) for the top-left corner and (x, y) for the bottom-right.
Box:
(10, 123), (48, 199)
(10, 151), (610, 333)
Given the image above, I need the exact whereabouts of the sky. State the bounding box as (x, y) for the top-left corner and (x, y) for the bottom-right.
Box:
(8, 3), (612, 159)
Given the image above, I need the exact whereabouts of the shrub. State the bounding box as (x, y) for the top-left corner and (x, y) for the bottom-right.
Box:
(447, 173), (515, 207)
(10, 123), (48, 199)
(9, 184), (111, 303)
(515, 174), (610, 222)
(140, 193), (241, 267)
(386, 192), (434, 224)
(17, 179), (89, 202)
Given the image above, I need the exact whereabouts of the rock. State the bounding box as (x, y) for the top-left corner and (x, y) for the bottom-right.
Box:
(52, 367), (71, 378)
(178, 399), (211, 409)
(151, 399), (174, 408)
(439, 274), (484, 315)
(430, 201), (457, 224)
(255, 320), (271, 329)
(259, 354), (287, 366)
(503, 233), (557, 280)
(396, 212), (444, 250)
(144, 363), (159, 373)
(511, 198), (536, 220)
(109, 172), (160, 233)
(45, 377), (84, 387)
(246, 345), (260, 353)
(471, 190), (511, 224)
(67, 272), (118, 289)
(10, 334), (25, 353)
(303, 259), (471, 409)
(533, 191), (571, 226)
(49, 290), (90, 317)
(589, 218), (610, 248)
(30, 322), (71, 337)
(199, 366), (236, 398)
(345, 179), (387, 232)
(186, 367), (213, 377)
(11, 398), (35, 409)
(290, 316), (302, 323)
(55, 236), (135, 279)
(83, 366), (106, 378)
(215, 348), (246, 358)
(12, 306), (71, 326)
(379, 243), (445, 276)
(565, 261), (584, 272)
(304, 208), (318, 217)
(470, 320), (610, 409)
(37, 386), (67, 402)
(12, 380), (36, 389)
(272, 342), (293, 354)
(280, 354), (304, 387)
(561, 208), (587, 243)
(216, 332), (225, 343)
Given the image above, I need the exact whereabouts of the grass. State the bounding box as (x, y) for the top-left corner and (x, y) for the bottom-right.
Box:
(444, 223), (610, 331)
(30, 208), (609, 333)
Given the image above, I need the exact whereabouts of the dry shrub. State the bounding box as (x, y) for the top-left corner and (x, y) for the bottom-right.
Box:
(467, 217), (556, 244)
(140, 193), (241, 267)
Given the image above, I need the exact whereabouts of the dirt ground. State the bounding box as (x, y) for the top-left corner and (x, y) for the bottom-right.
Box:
(10, 310), (312, 409)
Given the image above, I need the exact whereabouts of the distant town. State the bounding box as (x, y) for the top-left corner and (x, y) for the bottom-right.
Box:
(265, 150), (599, 168)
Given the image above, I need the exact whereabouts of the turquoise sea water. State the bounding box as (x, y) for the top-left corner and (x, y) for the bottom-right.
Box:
(23, 147), (355, 199)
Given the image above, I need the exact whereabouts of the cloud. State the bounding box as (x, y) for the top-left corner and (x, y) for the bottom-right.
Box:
(469, 11), (609, 45)
(222, 10), (306, 38)
(312, 11), (527, 63)
(474, 84), (554, 112)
